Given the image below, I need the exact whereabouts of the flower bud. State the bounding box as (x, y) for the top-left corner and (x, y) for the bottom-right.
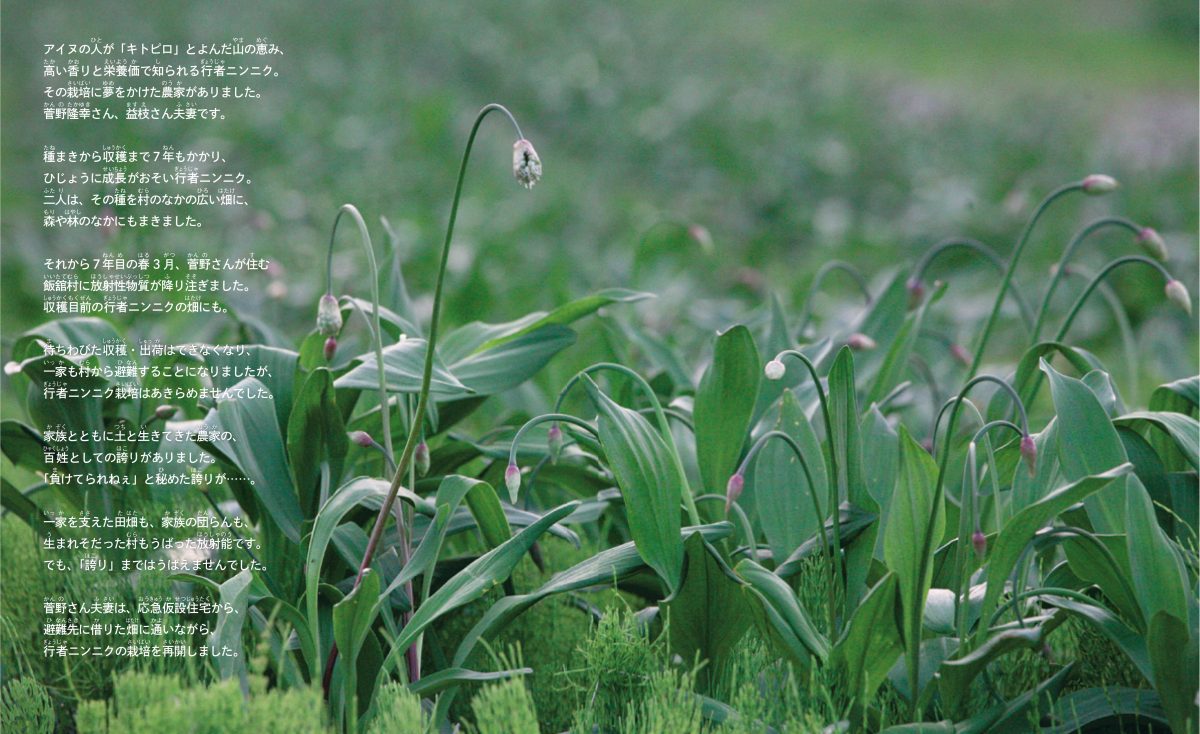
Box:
(415, 441), (431, 477)
(1020, 433), (1038, 477)
(764, 359), (786, 381)
(688, 224), (713, 253)
(349, 431), (375, 448)
(906, 277), (926, 311)
(324, 336), (338, 362)
(512, 139), (542, 189)
(3, 361), (21, 376)
(316, 294), (343, 337)
(505, 462), (522, 501)
(921, 438), (935, 454)
(971, 529), (988, 559)
(547, 423), (564, 463)
(1136, 227), (1168, 262)
(847, 332), (876, 351)
(949, 344), (971, 367)
(1081, 174), (1118, 196)
(724, 472), (745, 514)
(1165, 279), (1192, 316)
(153, 404), (178, 421)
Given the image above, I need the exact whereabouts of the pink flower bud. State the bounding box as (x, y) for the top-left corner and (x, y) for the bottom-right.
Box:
(350, 431), (375, 448)
(415, 441), (431, 476)
(847, 332), (876, 351)
(906, 277), (926, 310)
(1081, 174), (1118, 195)
(547, 423), (564, 462)
(971, 529), (987, 558)
(324, 336), (338, 362)
(1020, 434), (1037, 477)
(724, 472), (745, 514)
(949, 344), (971, 366)
(154, 405), (178, 421)
(688, 224), (713, 253)
(1136, 227), (1168, 261)
(505, 462), (522, 500)
(1165, 279), (1192, 316)
(921, 438), (935, 454)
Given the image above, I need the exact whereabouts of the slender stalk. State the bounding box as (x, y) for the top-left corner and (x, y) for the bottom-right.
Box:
(507, 413), (601, 468)
(553, 363), (700, 524)
(965, 183), (1082, 379)
(795, 260), (873, 337)
(1030, 217), (1140, 343)
(327, 204), (393, 460)
(909, 237), (1035, 329)
(1018, 256), (1175, 409)
(735, 430), (836, 635)
(325, 103), (528, 694)
(770, 349), (843, 628)
(1052, 255), (1174, 343)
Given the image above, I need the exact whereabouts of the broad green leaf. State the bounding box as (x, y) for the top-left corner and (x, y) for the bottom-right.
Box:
(287, 368), (348, 517)
(884, 425), (942, 704)
(450, 325), (577, 395)
(939, 616), (1064, 717)
(735, 559), (829, 666)
(1042, 360), (1129, 533)
(1046, 596), (1152, 683)
(378, 502), (579, 682)
(694, 325), (760, 495)
(1114, 411), (1200, 471)
(861, 406), (898, 557)
(980, 463), (1132, 625)
(199, 377), (303, 543)
(662, 535), (753, 687)
(475, 288), (652, 352)
(754, 389), (827, 562)
(1147, 611), (1199, 734)
(335, 338), (470, 396)
(407, 667), (532, 698)
(828, 347), (878, 612)
(1044, 687), (1169, 734)
(202, 345), (300, 431)
(209, 569), (253, 686)
(833, 573), (902, 709)
(1126, 481), (1189, 626)
(582, 375), (684, 593)
(1061, 534), (1141, 630)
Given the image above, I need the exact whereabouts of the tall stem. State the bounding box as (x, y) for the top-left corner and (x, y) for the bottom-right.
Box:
(326, 104), (527, 692)
(910, 237), (1035, 329)
(1029, 217), (1139, 343)
(327, 204), (393, 459)
(965, 183), (1081, 379)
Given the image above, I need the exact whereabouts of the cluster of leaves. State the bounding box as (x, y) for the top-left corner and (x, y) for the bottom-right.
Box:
(2, 102), (1196, 734)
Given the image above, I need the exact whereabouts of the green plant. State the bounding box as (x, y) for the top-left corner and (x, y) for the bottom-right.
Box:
(1, 678), (55, 734)
(469, 678), (540, 734)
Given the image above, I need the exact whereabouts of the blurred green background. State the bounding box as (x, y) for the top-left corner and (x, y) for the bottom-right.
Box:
(3, 0), (1197, 396)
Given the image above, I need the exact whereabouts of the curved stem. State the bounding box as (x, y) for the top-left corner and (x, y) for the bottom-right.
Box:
(966, 183), (1082, 379)
(507, 413), (600, 467)
(328, 204), (393, 460)
(1030, 216), (1140, 343)
(332, 104), (526, 692)
(737, 429), (835, 634)
(1053, 255), (1173, 343)
(554, 363), (699, 524)
(796, 260), (873, 337)
(911, 237), (1035, 329)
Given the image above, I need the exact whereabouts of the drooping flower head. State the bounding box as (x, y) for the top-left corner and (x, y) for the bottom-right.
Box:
(764, 359), (786, 381)
(513, 139), (542, 189)
(1165, 279), (1192, 316)
(316, 293), (343, 337)
(1081, 174), (1118, 196)
(1136, 227), (1168, 261)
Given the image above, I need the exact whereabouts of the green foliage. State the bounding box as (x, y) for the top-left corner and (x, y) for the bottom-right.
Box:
(74, 672), (328, 734)
(469, 679), (540, 734)
(1, 678), (55, 734)
(366, 681), (430, 734)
